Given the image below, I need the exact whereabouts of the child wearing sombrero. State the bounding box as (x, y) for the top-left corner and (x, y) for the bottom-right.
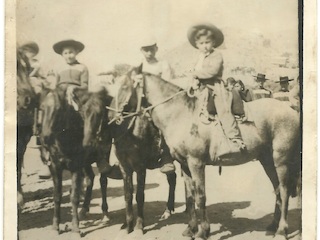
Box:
(52, 39), (113, 174)
(188, 23), (246, 158)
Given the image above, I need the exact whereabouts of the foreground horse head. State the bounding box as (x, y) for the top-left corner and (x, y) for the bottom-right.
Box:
(16, 48), (38, 209)
(79, 87), (112, 148)
(115, 73), (301, 239)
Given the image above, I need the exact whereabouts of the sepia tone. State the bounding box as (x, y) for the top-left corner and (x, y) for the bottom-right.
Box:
(5, 0), (317, 239)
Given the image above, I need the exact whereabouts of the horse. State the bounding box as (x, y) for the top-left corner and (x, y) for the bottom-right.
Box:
(113, 73), (301, 240)
(40, 86), (116, 236)
(81, 81), (177, 235)
(16, 48), (38, 209)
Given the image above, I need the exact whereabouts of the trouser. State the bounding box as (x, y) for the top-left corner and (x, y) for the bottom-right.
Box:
(160, 135), (174, 165)
(208, 82), (242, 140)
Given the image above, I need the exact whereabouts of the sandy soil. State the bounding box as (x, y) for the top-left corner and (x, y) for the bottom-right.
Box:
(18, 139), (301, 240)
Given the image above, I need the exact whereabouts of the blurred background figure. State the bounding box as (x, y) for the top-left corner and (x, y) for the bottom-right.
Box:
(289, 75), (301, 112)
(273, 76), (294, 101)
(252, 73), (273, 99)
(234, 79), (254, 102)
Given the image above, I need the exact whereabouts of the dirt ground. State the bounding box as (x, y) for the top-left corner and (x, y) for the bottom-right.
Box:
(18, 139), (301, 240)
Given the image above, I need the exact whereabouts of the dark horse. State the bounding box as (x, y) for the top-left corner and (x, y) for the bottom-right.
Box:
(82, 82), (177, 236)
(17, 48), (38, 208)
(40, 87), (116, 236)
(113, 73), (301, 240)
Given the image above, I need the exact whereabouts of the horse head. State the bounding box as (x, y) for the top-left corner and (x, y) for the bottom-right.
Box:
(80, 87), (111, 148)
(108, 74), (138, 124)
(16, 48), (37, 126)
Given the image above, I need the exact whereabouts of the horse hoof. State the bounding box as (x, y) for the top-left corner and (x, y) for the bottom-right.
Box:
(266, 222), (277, 234)
(78, 209), (88, 220)
(182, 226), (194, 238)
(159, 209), (171, 221)
(101, 214), (111, 223)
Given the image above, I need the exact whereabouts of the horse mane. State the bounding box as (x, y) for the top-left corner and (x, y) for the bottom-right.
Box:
(143, 73), (196, 110)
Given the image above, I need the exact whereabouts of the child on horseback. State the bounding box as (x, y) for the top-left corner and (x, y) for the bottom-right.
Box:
(187, 23), (246, 158)
(52, 39), (113, 174)
(132, 38), (176, 174)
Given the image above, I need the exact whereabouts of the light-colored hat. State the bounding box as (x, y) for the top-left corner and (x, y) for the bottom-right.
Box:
(53, 39), (85, 54)
(275, 76), (294, 83)
(253, 73), (269, 82)
(20, 41), (39, 54)
(187, 23), (224, 49)
(139, 36), (157, 48)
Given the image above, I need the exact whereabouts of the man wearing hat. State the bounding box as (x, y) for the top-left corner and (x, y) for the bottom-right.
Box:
(273, 76), (294, 101)
(252, 73), (273, 100)
(187, 22), (246, 159)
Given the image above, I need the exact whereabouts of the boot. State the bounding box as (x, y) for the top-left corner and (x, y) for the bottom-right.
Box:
(159, 137), (176, 174)
(217, 137), (246, 160)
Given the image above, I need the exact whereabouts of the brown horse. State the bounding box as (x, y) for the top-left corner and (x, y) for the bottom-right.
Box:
(16, 48), (38, 209)
(113, 73), (301, 240)
(82, 82), (177, 236)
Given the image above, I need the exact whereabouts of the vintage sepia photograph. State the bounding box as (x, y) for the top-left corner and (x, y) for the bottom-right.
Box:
(5, 0), (316, 239)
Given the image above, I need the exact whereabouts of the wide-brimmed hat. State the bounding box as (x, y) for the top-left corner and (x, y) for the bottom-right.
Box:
(275, 76), (294, 83)
(53, 39), (85, 54)
(20, 41), (39, 54)
(187, 23), (224, 49)
(253, 73), (269, 82)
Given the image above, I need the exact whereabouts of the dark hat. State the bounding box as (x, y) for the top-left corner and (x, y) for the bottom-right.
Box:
(253, 73), (269, 82)
(275, 76), (294, 83)
(20, 41), (39, 54)
(53, 39), (85, 54)
(187, 23), (224, 49)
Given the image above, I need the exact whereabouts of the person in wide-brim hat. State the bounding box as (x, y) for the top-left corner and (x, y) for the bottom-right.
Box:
(275, 76), (294, 83)
(187, 23), (224, 49)
(53, 39), (85, 55)
(253, 73), (269, 82)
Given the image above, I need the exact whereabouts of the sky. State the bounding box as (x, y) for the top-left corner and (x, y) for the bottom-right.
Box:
(16, 0), (299, 76)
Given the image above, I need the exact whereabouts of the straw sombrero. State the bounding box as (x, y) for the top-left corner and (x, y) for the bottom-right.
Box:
(187, 23), (224, 49)
(53, 39), (85, 54)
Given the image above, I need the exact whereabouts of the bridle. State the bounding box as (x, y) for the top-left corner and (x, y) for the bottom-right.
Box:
(107, 74), (186, 126)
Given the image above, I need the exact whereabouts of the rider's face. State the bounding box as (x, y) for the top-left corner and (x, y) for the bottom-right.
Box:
(61, 47), (78, 64)
(141, 45), (158, 62)
(234, 83), (242, 92)
(196, 36), (215, 54)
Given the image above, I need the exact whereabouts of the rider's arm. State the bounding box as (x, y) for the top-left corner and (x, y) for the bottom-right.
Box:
(193, 51), (223, 80)
(78, 65), (89, 89)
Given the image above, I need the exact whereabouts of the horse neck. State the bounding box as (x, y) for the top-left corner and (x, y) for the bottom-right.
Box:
(143, 74), (195, 130)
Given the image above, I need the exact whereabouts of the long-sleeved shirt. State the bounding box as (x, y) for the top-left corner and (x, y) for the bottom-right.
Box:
(193, 50), (223, 84)
(55, 60), (88, 88)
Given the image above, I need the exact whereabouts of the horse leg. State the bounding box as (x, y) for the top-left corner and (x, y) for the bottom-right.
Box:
(160, 172), (176, 220)
(79, 165), (95, 219)
(122, 171), (134, 233)
(70, 170), (83, 234)
(181, 166), (198, 238)
(100, 172), (110, 221)
(274, 162), (290, 237)
(135, 169), (146, 232)
(50, 163), (62, 233)
(188, 158), (210, 239)
(259, 154), (281, 233)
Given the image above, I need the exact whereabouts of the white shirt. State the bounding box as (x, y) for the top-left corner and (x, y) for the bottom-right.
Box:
(141, 58), (173, 81)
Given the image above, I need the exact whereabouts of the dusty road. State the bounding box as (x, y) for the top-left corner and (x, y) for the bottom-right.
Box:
(18, 140), (301, 240)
